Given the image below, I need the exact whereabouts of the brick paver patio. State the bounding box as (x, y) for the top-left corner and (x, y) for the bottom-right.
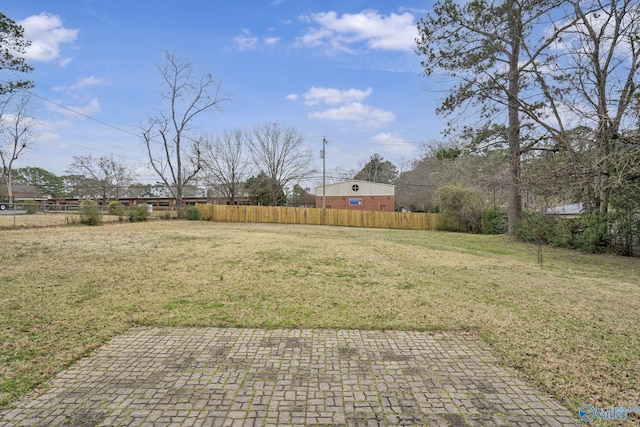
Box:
(0, 328), (579, 426)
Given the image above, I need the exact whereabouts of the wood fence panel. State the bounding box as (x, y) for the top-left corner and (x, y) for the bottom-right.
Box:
(195, 204), (439, 231)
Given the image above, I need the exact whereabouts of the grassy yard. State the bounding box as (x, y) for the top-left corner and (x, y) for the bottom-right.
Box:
(0, 220), (638, 418)
(0, 212), (123, 228)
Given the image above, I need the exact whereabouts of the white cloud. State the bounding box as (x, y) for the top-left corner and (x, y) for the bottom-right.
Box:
(369, 132), (416, 156)
(304, 87), (372, 105)
(265, 36), (281, 45)
(18, 13), (78, 62)
(53, 76), (106, 92)
(234, 32), (259, 51)
(299, 86), (394, 130)
(285, 93), (299, 101)
(308, 102), (395, 130)
(234, 30), (281, 50)
(58, 57), (73, 67)
(298, 9), (417, 53)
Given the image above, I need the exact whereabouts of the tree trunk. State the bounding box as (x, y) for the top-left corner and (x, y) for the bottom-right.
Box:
(7, 172), (13, 204)
(507, 2), (522, 236)
(176, 182), (183, 211)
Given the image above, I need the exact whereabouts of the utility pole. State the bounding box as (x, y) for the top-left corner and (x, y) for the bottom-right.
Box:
(321, 137), (328, 209)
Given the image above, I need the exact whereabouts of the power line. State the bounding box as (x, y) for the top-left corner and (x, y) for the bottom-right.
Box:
(24, 89), (140, 138)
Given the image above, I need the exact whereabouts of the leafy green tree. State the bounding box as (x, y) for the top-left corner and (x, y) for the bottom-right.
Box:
(245, 172), (286, 206)
(13, 167), (65, 198)
(435, 147), (461, 161)
(126, 182), (167, 198)
(288, 184), (314, 207)
(0, 13), (34, 94)
(353, 153), (398, 183)
(61, 174), (87, 198)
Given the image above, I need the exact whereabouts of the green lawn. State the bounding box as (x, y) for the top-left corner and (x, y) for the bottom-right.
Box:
(1, 220), (638, 419)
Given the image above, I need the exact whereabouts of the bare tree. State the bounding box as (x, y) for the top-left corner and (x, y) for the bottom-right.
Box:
(141, 50), (230, 211)
(247, 123), (314, 206)
(551, 0), (640, 213)
(201, 128), (250, 204)
(66, 154), (133, 202)
(0, 92), (35, 203)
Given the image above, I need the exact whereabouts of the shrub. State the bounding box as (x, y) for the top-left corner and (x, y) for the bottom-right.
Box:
(515, 210), (557, 245)
(435, 184), (483, 233)
(23, 199), (38, 215)
(107, 201), (127, 221)
(516, 210), (617, 254)
(79, 199), (101, 226)
(160, 211), (174, 220)
(435, 214), (459, 231)
(608, 210), (640, 257)
(572, 213), (611, 254)
(546, 218), (577, 248)
(183, 205), (202, 220)
(482, 205), (508, 235)
(129, 204), (149, 222)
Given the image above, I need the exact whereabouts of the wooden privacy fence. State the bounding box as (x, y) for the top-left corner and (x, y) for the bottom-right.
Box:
(195, 204), (440, 230)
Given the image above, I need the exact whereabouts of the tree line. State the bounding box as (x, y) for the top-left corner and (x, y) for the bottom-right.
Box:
(417, 0), (639, 230)
(412, 0), (640, 255)
(1, 3), (639, 256)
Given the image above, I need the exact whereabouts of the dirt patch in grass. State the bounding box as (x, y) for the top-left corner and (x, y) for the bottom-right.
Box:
(1, 221), (638, 419)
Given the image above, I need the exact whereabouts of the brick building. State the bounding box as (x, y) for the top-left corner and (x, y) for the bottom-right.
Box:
(316, 180), (395, 212)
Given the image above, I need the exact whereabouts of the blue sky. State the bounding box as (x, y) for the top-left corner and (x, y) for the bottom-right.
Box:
(4, 1), (442, 185)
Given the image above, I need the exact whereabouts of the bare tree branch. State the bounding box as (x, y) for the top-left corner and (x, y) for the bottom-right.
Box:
(201, 128), (251, 203)
(247, 123), (314, 206)
(66, 154), (133, 202)
(0, 92), (35, 203)
(140, 50), (231, 210)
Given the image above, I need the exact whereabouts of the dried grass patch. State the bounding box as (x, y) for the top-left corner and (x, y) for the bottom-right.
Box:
(1, 221), (638, 418)
(0, 212), (122, 228)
